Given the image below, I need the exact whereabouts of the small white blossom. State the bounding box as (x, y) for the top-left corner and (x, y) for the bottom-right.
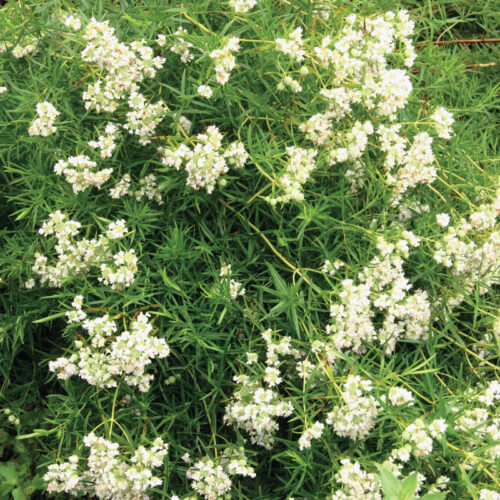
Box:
(229, 0), (257, 13)
(197, 84), (213, 99)
(436, 213), (450, 228)
(156, 34), (167, 47)
(64, 15), (82, 30)
(276, 27), (305, 62)
(171, 27), (194, 64)
(29, 101), (60, 137)
(298, 421), (325, 450)
(24, 278), (36, 289)
(431, 107), (454, 139)
(210, 38), (240, 85)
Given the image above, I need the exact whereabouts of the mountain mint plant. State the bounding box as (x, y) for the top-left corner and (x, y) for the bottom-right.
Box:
(0, 0), (498, 498)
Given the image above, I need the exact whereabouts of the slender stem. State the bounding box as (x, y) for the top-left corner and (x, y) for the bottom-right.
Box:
(222, 201), (311, 285)
(415, 38), (500, 49)
(108, 383), (120, 439)
(182, 12), (216, 36)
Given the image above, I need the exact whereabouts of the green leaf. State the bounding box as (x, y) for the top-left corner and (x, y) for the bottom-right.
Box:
(379, 467), (402, 496)
(32, 311), (67, 324)
(420, 494), (447, 500)
(400, 472), (418, 500)
(12, 488), (28, 500)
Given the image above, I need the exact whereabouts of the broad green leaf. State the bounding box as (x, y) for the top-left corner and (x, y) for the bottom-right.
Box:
(420, 494), (447, 500)
(400, 472), (418, 500)
(379, 467), (402, 496)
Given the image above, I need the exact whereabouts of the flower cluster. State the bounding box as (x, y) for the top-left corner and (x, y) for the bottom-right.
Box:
(326, 234), (430, 356)
(44, 433), (168, 499)
(110, 174), (132, 199)
(135, 174), (164, 204)
(326, 375), (380, 441)
(321, 259), (345, 276)
(433, 185), (500, 307)
(81, 18), (165, 113)
(331, 459), (381, 500)
(186, 447), (255, 500)
(328, 121), (374, 164)
(270, 12), (451, 206)
(28, 101), (60, 137)
(32, 212), (136, 288)
(54, 155), (113, 193)
(10, 38), (38, 58)
(124, 92), (168, 145)
(88, 122), (121, 158)
(386, 386), (415, 406)
(298, 421), (325, 450)
(266, 146), (318, 205)
(219, 263), (246, 300)
(452, 381), (500, 466)
(224, 329), (294, 449)
(480, 490), (500, 500)
(387, 132), (436, 204)
(99, 249), (138, 289)
(299, 113), (332, 146)
(159, 125), (248, 193)
(66, 294), (86, 323)
(345, 161), (365, 193)
(402, 417), (447, 457)
(431, 106), (454, 140)
(3, 408), (20, 426)
(109, 173), (164, 204)
(49, 310), (170, 392)
(275, 27), (305, 62)
(64, 14), (82, 31)
(197, 84), (213, 99)
(277, 74), (303, 93)
(229, 0), (257, 14)
(171, 27), (194, 64)
(209, 37), (240, 85)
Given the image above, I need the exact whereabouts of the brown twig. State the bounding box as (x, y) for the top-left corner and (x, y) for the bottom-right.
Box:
(415, 38), (500, 49)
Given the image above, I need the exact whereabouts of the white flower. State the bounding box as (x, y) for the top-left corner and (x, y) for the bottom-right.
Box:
(64, 15), (82, 30)
(388, 386), (414, 406)
(171, 27), (194, 63)
(266, 147), (318, 205)
(431, 107), (454, 139)
(159, 126), (247, 194)
(106, 219), (128, 240)
(276, 27), (305, 62)
(298, 422), (325, 450)
(209, 38), (240, 86)
(156, 34), (167, 47)
(187, 449), (254, 500)
(54, 155), (112, 193)
(197, 84), (213, 99)
(436, 213), (450, 227)
(44, 434), (168, 497)
(229, 0), (257, 13)
(25, 278), (36, 289)
(29, 101), (60, 137)
(246, 352), (258, 364)
(88, 122), (120, 158)
(178, 115), (192, 134)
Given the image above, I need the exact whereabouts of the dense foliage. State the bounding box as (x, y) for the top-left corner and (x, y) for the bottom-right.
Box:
(0, 0), (498, 498)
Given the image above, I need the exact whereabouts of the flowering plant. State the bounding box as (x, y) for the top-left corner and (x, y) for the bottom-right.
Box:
(0, 0), (498, 498)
